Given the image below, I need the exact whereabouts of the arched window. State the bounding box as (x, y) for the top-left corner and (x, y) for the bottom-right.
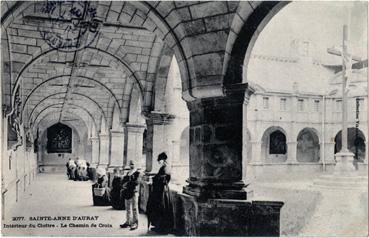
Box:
(297, 128), (320, 162)
(269, 130), (287, 154)
(47, 123), (72, 153)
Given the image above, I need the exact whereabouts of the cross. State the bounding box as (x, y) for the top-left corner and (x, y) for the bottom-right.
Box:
(327, 24), (362, 154)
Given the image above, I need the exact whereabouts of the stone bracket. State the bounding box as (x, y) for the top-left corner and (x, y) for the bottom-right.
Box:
(144, 111), (175, 125)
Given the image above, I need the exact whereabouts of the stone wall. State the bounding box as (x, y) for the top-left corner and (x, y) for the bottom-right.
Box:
(138, 179), (283, 236)
(1, 120), (38, 220)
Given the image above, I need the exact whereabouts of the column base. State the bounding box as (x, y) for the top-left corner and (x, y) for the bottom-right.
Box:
(183, 179), (251, 200)
(178, 193), (283, 236)
(334, 151), (356, 175)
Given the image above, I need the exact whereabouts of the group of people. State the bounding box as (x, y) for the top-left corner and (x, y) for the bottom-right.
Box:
(66, 157), (94, 181)
(90, 152), (174, 234)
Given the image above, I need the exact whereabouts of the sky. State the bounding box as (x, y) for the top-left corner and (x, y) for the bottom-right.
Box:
(250, 1), (368, 64)
(245, 1), (368, 93)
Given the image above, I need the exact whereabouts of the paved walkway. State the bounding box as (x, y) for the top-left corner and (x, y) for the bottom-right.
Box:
(253, 180), (368, 236)
(299, 189), (368, 237)
(2, 173), (161, 236)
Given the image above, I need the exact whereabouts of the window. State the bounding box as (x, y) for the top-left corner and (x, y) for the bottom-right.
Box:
(47, 123), (72, 153)
(298, 99), (304, 111)
(269, 130), (287, 154)
(336, 100), (342, 112)
(314, 100), (320, 112)
(280, 98), (287, 111)
(263, 97), (269, 109)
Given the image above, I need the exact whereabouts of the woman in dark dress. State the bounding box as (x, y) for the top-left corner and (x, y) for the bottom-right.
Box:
(146, 152), (174, 234)
(92, 167), (111, 206)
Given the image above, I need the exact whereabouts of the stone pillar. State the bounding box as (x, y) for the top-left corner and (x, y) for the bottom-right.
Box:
(250, 141), (262, 164)
(109, 128), (124, 168)
(183, 84), (251, 200)
(179, 84), (283, 236)
(323, 142), (336, 163)
(287, 141), (297, 163)
(98, 133), (110, 167)
(144, 112), (175, 173)
(125, 123), (145, 169)
(365, 141), (368, 163)
(242, 87), (255, 180)
(248, 141), (263, 181)
(90, 137), (100, 166)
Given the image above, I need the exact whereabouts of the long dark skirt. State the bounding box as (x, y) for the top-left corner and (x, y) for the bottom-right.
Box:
(147, 185), (174, 232)
(92, 184), (111, 206)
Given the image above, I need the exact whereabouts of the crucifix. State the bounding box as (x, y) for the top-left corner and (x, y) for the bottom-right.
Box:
(327, 24), (362, 171)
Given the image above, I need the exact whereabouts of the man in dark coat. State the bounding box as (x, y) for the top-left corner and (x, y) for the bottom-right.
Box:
(146, 152), (174, 234)
(120, 161), (141, 230)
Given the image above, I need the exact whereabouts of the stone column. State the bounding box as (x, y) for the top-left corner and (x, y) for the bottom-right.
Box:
(183, 84), (251, 200)
(109, 128), (124, 168)
(125, 123), (145, 169)
(144, 112), (175, 173)
(242, 87), (255, 180)
(287, 141), (297, 163)
(323, 142), (336, 163)
(250, 141), (262, 164)
(365, 141), (368, 163)
(90, 137), (100, 166)
(98, 133), (110, 167)
(179, 84), (283, 236)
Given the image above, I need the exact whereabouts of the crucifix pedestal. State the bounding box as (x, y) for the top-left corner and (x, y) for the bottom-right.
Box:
(328, 24), (359, 174)
(334, 151), (355, 175)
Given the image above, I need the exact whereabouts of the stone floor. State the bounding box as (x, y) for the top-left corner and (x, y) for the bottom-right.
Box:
(2, 173), (368, 237)
(254, 179), (368, 237)
(2, 173), (165, 237)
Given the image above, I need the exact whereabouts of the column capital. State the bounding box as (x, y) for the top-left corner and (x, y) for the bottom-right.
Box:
(110, 128), (124, 135)
(99, 133), (109, 139)
(90, 137), (99, 142)
(244, 87), (255, 105)
(144, 111), (175, 125)
(223, 83), (250, 96)
(125, 123), (146, 133)
(187, 83), (251, 112)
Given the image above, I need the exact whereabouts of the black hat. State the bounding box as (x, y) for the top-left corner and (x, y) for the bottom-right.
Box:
(157, 152), (167, 161)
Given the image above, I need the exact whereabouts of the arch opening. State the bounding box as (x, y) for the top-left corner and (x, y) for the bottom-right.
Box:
(297, 128), (320, 162)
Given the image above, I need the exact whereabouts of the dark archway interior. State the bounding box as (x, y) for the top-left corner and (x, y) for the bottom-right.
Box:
(334, 128), (366, 161)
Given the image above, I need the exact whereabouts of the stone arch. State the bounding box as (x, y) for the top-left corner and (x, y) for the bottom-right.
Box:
(13, 47), (144, 98)
(38, 120), (90, 172)
(224, 1), (289, 85)
(261, 126), (288, 163)
(111, 102), (122, 130)
(245, 128), (252, 163)
(100, 115), (108, 135)
(27, 93), (106, 126)
(334, 127), (366, 162)
(1, 28), (12, 113)
(180, 126), (190, 163)
(127, 83), (145, 124)
(145, 44), (174, 112)
(22, 75), (120, 113)
(33, 107), (95, 139)
(29, 95), (104, 130)
(296, 128), (320, 162)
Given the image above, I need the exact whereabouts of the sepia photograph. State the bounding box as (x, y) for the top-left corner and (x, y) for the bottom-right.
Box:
(0, 0), (368, 236)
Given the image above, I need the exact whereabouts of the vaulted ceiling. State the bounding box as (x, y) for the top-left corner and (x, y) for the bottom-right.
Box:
(1, 1), (285, 139)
